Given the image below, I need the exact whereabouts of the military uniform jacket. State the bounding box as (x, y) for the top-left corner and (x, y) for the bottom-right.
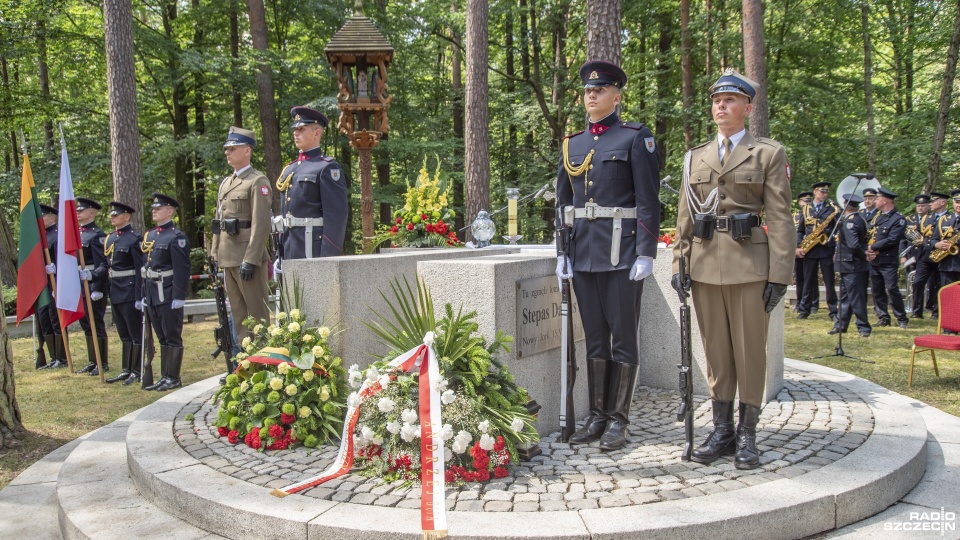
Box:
(277, 147), (348, 258)
(105, 224), (143, 304)
(932, 212), (960, 272)
(869, 209), (906, 265)
(901, 213), (936, 261)
(45, 224), (58, 265)
(211, 167), (272, 268)
(835, 212), (869, 274)
(142, 222), (191, 306)
(555, 114), (661, 272)
(80, 222), (109, 295)
(673, 132), (794, 285)
(860, 207), (879, 223)
(797, 200), (839, 259)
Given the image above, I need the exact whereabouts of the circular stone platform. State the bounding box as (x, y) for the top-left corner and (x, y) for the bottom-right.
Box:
(125, 359), (927, 539)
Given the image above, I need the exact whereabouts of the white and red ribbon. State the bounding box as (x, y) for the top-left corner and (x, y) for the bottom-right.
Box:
(272, 334), (447, 539)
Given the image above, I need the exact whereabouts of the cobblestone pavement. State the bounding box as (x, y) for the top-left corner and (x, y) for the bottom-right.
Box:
(177, 369), (874, 512)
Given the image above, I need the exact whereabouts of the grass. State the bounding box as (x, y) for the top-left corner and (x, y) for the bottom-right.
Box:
(0, 320), (224, 490)
(784, 308), (960, 418)
(1, 309), (958, 491)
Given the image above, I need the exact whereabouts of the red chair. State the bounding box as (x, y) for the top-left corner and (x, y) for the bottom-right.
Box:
(910, 282), (960, 386)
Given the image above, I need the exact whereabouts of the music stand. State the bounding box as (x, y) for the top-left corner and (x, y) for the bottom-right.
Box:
(807, 175), (875, 364)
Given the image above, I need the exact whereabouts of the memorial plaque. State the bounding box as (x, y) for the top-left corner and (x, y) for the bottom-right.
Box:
(515, 276), (585, 358)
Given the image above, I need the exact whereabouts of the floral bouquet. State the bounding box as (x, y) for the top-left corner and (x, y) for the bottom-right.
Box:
(350, 277), (539, 484)
(212, 309), (347, 451)
(658, 230), (676, 247)
(368, 158), (462, 251)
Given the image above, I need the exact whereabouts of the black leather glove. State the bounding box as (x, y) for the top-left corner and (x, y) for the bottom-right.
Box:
(671, 273), (691, 300)
(763, 282), (788, 313)
(239, 262), (256, 281)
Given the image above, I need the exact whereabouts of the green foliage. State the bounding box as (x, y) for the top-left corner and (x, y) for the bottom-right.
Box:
(2, 286), (16, 317)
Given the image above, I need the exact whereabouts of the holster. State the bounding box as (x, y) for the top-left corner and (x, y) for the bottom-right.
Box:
(730, 213), (758, 241)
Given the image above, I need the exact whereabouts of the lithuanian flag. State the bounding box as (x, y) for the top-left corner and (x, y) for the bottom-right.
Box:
(16, 152), (52, 324)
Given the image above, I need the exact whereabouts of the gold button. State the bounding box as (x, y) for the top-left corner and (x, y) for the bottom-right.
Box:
(593, 136), (599, 141)
(589, 198), (594, 203)
(720, 194), (726, 200)
(589, 164), (594, 170)
(589, 181), (594, 186)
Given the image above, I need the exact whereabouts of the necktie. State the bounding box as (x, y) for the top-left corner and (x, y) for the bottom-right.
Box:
(720, 138), (732, 166)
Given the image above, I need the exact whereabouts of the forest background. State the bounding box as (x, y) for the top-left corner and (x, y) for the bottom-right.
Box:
(0, 0), (958, 285)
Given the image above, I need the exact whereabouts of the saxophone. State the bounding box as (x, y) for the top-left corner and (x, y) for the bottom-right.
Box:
(799, 211), (836, 254)
(930, 227), (959, 262)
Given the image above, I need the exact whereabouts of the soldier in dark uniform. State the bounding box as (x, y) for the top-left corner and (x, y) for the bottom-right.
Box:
(103, 202), (144, 384)
(932, 190), (960, 288)
(792, 192), (813, 312)
(926, 192), (951, 317)
(829, 194), (871, 338)
(275, 106), (348, 261)
(866, 188), (909, 328)
(860, 187), (886, 318)
(796, 182), (839, 320)
(555, 61), (660, 451)
(38, 204), (68, 370)
(142, 193), (191, 392)
(75, 197), (110, 375)
(902, 195), (936, 319)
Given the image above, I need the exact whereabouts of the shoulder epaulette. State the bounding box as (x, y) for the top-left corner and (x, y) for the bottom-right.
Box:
(692, 139), (711, 150)
(754, 137), (783, 149)
(321, 156), (334, 162)
(619, 122), (643, 130)
(563, 130), (585, 140)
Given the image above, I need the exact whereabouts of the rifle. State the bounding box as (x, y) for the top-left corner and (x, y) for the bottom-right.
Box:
(558, 218), (578, 443)
(271, 224), (285, 316)
(140, 295), (155, 388)
(208, 257), (237, 379)
(676, 248), (694, 462)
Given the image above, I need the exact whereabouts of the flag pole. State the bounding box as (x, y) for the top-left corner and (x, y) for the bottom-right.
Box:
(22, 128), (74, 370)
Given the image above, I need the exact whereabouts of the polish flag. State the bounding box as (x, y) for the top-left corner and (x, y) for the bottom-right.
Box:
(55, 134), (85, 328)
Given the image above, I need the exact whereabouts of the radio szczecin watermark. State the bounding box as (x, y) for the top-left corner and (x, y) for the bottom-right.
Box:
(884, 508), (957, 535)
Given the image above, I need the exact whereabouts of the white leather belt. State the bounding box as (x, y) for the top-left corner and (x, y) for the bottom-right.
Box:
(109, 269), (136, 278)
(283, 215), (324, 258)
(143, 268), (174, 302)
(572, 203), (638, 266)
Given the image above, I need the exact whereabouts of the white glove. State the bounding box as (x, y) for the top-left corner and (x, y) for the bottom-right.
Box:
(629, 256), (654, 281)
(45, 263), (56, 275)
(79, 269), (92, 280)
(135, 300), (143, 311)
(556, 256), (573, 280)
(273, 259), (282, 276)
(171, 299), (185, 310)
(90, 291), (103, 301)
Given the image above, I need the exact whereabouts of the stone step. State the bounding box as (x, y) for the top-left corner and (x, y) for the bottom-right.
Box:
(55, 412), (226, 540)
(124, 362), (929, 540)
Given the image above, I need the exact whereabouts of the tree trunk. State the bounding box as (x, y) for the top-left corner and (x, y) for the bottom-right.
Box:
(0, 211), (18, 289)
(505, 9), (517, 187)
(680, 0), (694, 148)
(451, 2), (465, 234)
(377, 133), (391, 226)
(464, 0), (489, 239)
(742, 0), (770, 137)
(103, 0), (143, 229)
(192, 0), (206, 247)
(705, 0), (713, 82)
(246, 0), (283, 211)
(655, 13), (672, 167)
(37, 19), (54, 156)
(1, 40), (20, 171)
(862, 0), (876, 172)
(230, 0), (242, 127)
(586, 0), (621, 64)
(0, 278), (23, 450)
(924, 0), (960, 194)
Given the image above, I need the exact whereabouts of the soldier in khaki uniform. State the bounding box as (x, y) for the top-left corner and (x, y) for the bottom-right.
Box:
(211, 127), (272, 347)
(672, 69), (794, 470)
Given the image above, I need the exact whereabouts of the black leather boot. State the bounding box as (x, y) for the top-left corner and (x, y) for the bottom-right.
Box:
(735, 402), (762, 470)
(76, 335), (97, 373)
(569, 358), (609, 444)
(125, 344), (142, 385)
(50, 335), (67, 369)
(38, 336), (56, 369)
(90, 337), (109, 376)
(143, 345), (168, 391)
(691, 400), (736, 464)
(156, 347), (184, 392)
(107, 342), (131, 383)
(598, 362), (639, 451)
